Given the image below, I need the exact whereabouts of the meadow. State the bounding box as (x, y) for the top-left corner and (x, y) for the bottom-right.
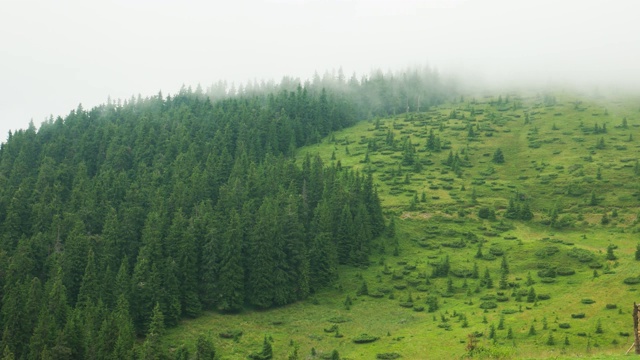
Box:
(164, 91), (640, 359)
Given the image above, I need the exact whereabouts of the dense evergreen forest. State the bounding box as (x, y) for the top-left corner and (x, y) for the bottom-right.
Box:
(0, 68), (451, 359)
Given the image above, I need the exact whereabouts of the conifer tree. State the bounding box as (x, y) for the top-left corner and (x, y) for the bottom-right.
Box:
(195, 334), (216, 360)
(140, 303), (166, 360)
(217, 210), (245, 312)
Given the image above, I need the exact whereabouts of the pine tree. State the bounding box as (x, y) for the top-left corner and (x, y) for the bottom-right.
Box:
(195, 334), (216, 360)
(112, 295), (135, 360)
(162, 258), (182, 327)
(546, 333), (555, 346)
(77, 249), (99, 308)
(140, 303), (166, 360)
(217, 211), (246, 312)
(281, 194), (310, 301)
(336, 204), (354, 264)
(606, 245), (617, 260)
(492, 148), (505, 164)
(527, 287), (536, 303)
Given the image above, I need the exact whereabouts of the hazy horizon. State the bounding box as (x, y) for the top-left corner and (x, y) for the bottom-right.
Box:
(2, 0), (639, 142)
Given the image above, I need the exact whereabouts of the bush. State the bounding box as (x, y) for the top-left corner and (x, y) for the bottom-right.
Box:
(478, 207), (495, 219)
(353, 334), (379, 344)
(537, 269), (556, 278)
(567, 248), (595, 262)
(624, 277), (640, 285)
(539, 277), (556, 284)
(535, 246), (560, 258)
(537, 294), (551, 300)
(219, 330), (243, 339)
(571, 313), (586, 319)
(480, 301), (498, 309)
(489, 246), (504, 256)
(377, 353), (402, 359)
(399, 302), (414, 308)
(556, 267), (575, 276)
(413, 306), (425, 312)
(558, 323), (571, 329)
(581, 298), (595, 304)
(496, 296), (509, 302)
(606, 304), (618, 309)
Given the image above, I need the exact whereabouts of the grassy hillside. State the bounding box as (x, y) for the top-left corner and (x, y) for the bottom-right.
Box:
(164, 91), (640, 359)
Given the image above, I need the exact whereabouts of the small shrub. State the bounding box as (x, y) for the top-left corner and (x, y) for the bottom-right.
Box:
(537, 294), (551, 300)
(606, 304), (618, 309)
(328, 316), (350, 323)
(571, 313), (586, 319)
(219, 330), (243, 339)
(556, 267), (575, 276)
(376, 353), (402, 359)
(479, 301), (498, 309)
(581, 298), (595, 304)
(623, 277), (640, 285)
(539, 277), (556, 284)
(558, 323), (571, 329)
(537, 269), (556, 278)
(353, 334), (379, 344)
(413, 306), (425, 312)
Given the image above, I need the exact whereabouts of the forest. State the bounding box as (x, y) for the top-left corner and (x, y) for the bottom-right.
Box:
(0, 68), (450, 359)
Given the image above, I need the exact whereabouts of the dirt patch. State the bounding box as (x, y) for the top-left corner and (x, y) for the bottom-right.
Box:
(400, 212), (432, 220)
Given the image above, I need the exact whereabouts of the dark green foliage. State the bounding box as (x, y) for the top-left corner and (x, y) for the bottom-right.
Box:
(426, 296), (439, 312)
(249, 336), (273, 360)
(477, 207), (496, 220)
(140, 303), (166, 360)
(195, 334), (216, 360)
(606, 244), (617, 260)
(595, 319), (604, 334)
(527, 287), (536, 303)
(546, 333), (555, 346)
(352, 334), (379, 343)
(492, 148), (505, 164)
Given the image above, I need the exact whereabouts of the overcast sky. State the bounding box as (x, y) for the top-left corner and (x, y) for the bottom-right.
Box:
(1, 0), (639, 142)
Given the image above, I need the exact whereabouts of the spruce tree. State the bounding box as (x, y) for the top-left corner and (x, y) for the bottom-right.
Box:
(195, 334), (216, 360)
(217, 211), (246, 312)
(140, 303), (166, 360)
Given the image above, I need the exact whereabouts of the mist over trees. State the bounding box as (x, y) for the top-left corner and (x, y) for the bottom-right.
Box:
(0, 67), (451, 358)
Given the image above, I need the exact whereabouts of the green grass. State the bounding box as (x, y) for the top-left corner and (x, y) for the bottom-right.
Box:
(163, 91), (640, 359)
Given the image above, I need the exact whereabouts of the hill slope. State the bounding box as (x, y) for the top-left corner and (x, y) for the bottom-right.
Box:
(164, 91), (640, 359)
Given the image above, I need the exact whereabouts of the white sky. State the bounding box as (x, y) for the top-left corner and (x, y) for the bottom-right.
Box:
(1, 0), (639, 142)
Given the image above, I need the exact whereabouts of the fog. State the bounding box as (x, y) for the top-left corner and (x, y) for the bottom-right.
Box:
(1, 0), (639, 142)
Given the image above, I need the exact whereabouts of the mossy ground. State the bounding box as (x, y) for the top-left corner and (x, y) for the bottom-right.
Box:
(164, 91), (640, 359)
